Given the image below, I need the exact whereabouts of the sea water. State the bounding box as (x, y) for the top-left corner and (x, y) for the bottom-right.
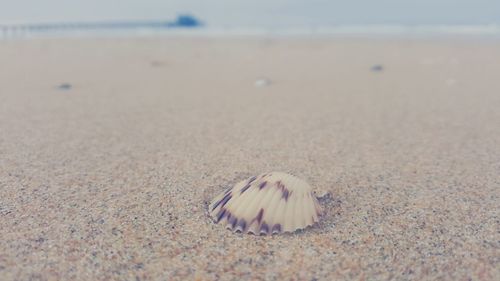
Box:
(1, 0), (500, 40)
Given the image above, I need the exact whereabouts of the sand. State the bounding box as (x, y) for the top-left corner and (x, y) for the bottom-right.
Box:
(0, 37), (499, 280)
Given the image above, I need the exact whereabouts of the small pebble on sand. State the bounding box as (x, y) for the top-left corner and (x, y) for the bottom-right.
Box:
(57, 83), (72, 90)
(371, 65), (384, 72)
(446, 78), (457, 86)
(254, 77), (272, 87)
(151, 60), (167, 67)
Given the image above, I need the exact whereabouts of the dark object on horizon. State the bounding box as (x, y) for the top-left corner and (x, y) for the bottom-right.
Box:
(167, 15), (202, 28)
(57, 83), (72, 90)
(371, 64), (384, 72)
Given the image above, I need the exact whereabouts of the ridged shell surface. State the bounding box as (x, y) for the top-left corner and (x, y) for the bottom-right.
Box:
(209, 172), (322, 235)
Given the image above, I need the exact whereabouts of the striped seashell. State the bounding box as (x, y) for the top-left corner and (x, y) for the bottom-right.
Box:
(209, 172), (322, 235)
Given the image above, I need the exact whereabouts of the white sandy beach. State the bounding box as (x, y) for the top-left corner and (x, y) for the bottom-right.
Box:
(0, 37), (499, 280)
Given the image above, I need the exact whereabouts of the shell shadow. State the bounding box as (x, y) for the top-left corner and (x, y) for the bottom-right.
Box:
(311, 192), (343, 234)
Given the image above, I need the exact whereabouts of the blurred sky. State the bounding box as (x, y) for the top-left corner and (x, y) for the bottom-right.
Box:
(0, 0), (499, 26)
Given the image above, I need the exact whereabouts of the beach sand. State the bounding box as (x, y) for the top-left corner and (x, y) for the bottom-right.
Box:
(0, 37), (499, 280)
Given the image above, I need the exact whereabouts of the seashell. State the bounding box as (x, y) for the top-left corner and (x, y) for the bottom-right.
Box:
(209, 172), (322, 235)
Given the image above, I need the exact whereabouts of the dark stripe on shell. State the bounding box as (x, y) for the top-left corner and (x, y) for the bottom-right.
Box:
(276, 181), (285, 190)
(259, 181), (267, 189)
(211, 198), (222, 211)
(229, 217), (238, 228)
(211, 191), (232, 211)
(216, 209), (227, 223)
(256, 208), (264, 224)
(238, 219), (247, 231)
(248, 176), (257, 184)
(282, 189), (290, 201)
(240, 184), (251, 194)
(219, 193), (232, 208)
(272, 224), (282, 233)
(260, 223), (269, 234)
